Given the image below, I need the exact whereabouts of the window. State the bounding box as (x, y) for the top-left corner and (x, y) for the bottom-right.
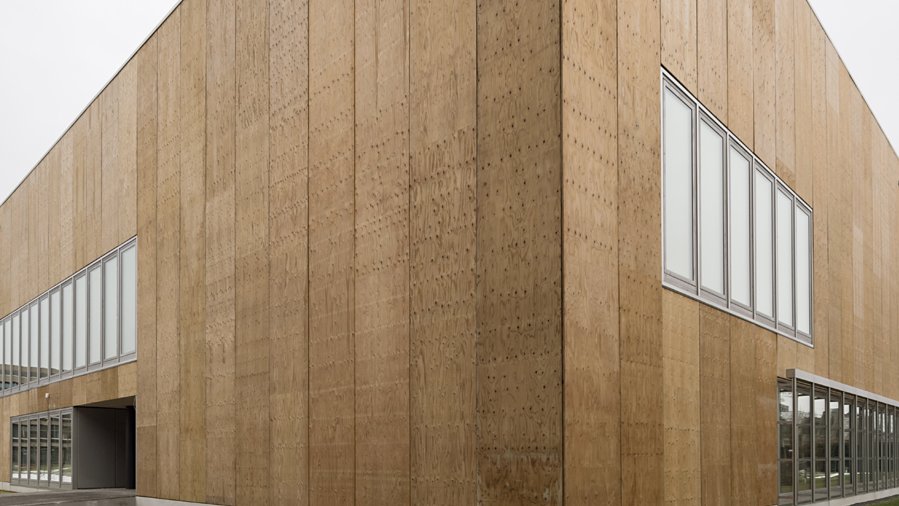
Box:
(797, 382), (812, 503)
(663, 85), (695, 283)
(779, 379), (794, 506)
(661, 70), (813, 344)
(813, 386), (827, 501)
(0, 239), (137, 396)
(11, 409), (73, 490)
(699, 118), (725, 296)
(830, 391), (843, 497)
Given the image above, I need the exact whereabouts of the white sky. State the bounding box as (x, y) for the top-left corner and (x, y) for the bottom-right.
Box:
(0, 1), (896, 205)
(0, 0), (179, 203)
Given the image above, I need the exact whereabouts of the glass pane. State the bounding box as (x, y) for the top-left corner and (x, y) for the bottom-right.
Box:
(814, 460), (828, 501)
(63, 283), (73, 372)
(89, 265), (102, 364)
(663, 88), (694, 280)
(814, 388), (827, 459)
(779, 380), (794, 424)
(776, 189), (794, 326)
(798, 383), (812, 459)
(122, 245), (136, 355)
(40, 297), (49, 378)
(699, 121), (725, 294)
(11, 422), (19, 481)
(779, 460), (794, 505)
(29, 418), (37, 483)
(729, 152), (751, 306)
(39, 416), (48, 485)
(61, 413), (72, 486)
(105, 256), (119, 360)
(795, 207), (811, 334)
(797, 460), (813, 503)
(75, 274), (87, 368)
(16, 314), (24, 384)
(51, 290), (60, 375)
(50, 416), (60, 486)
(9, 319), (16, 387)
(754, 170), (774, 318)
(30, 305), (38, 382)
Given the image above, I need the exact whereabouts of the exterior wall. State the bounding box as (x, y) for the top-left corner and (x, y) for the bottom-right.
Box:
(1, 0), (897, 504)
(562, 1), (899, 506)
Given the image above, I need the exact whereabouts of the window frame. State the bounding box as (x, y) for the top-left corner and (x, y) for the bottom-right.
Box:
(697, 112), (729, 305)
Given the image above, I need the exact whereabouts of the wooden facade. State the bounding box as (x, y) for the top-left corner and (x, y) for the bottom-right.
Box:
(0, 0), (897, 504)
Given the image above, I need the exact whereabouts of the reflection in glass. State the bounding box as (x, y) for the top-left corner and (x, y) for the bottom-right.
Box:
(104, 257), (118, 360)
(830, 392), (842, 497)
(797, 382), (812, 503)
(40, 297), (49, 379)
(122, 246), (136, 355)
(11, 422), (19, 481)
(89, 265), (102, 364)
(50, 415), (60, 485)
(75, 274), (87, 368)
(778, 379), (795, 506)
(39, 416), (49, 485)
(63, 283), (73, 372)
(51, 290), (60, 375)
(813, 387), (827, 501)
(61, 413), (72, 486)
(29, 418), (38, 483)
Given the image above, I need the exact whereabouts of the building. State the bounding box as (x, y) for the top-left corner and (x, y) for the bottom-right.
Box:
(0, 0), (897, 504)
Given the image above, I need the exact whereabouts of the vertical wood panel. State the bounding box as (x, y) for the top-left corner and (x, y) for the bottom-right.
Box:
(101, 60), (138, 253)
(774, 0), (795, 186)
(729, 319), (757, 506)
(156, 10), (182, 500)
(268, 0), (309, 503)
(46, 147), (62, 285)
(700, 306), (731, 504)
(754, 330), (777, 504)
(74, 103), (103, 269)
(662, 292), (700, 506)
(561, 0), (620, 502)
(697, 0), (726, 120)
(136, 33), (159, 499)
(354, 0), (410, 504)
(179, 0), (207, 500)
(727, 0), (753, 147)
(205, 0), (236, 503)
(661, 0), (696, 92)
(308, 0), (355, 503)
(617, 0), (662, 503)
(59, 129), (76, 281)
(824, 40), (843, 383)
(752, 0), (775, 165)
(408, 0), (477, 503)
(792, 1), (811, 200)
(235, 0), (271, 503)
(477, 0), (563, 503)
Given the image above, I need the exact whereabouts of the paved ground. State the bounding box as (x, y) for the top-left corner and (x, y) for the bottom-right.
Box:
(0, 489), (135, 505)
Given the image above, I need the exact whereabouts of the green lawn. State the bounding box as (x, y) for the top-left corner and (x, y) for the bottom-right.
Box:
(869, 498), (899, 506)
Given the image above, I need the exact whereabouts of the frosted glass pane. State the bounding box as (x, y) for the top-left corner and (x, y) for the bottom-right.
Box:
(3, 320), (9, 378)
(75, 275), (87, 368)
(729, 148), (751, 306)
(663, 89), (694, 280)
(8, 320), (15, 369)
(50, 290), (60, 374)
(121, 246), (136, 355)
(796, 208), (811, 334)
(699, 122), (725, 293)
(754, 171), (774, 318)
(30, 304), (38, 375)
(63, 283), (73, 372)
(40, 298), (49, 373)
(776, 189), (794, 326)
(105, 257), (118, 360)
(89, 266), (102, 364)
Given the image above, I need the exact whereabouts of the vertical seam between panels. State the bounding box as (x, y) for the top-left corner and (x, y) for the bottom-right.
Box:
(306, 1), (312, 504)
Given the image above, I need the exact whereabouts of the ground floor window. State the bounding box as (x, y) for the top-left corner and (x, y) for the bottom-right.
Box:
(778, 374), (899, 504)
(11, 409), (72, 489)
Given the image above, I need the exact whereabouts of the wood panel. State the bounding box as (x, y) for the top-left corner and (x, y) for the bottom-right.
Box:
(697, 0), (727, 120)
(308, 0), (355, 503)
(155, 10), (182, 500)
(729, 318), (758, 506)
(58, 128), (76, 283)
(268, 0), (309, 503)
(353, 0), (410, 504)
(752, 0), (775, 166)
(178, 0), (207, 500)
(824, 40), (843, 384)
(235, 0), (271, 503)
(74, 103), (103, 269)
(754, 329), (777, 504)
(699, 306), (731, 504)
(46, 147), (62, 286)
(661, 0), (696, 93)
(617, 0), (663, 503)
(204, 0), (236, 503)
(101, 58), (138, 254)
(662, 292), (700, 506)
(136, 33), (159, 499)
(477, 0), (563, 503)
(774, 0), (795, 187)
(408, 0), (477, 503)
(561, 0), (620, 502)
(727, 0), (753, 147)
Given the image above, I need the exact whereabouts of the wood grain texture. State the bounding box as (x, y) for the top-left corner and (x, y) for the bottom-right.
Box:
(617, 0), (663, 503)
(774, 0), (796, 187)
(101, 58), (138, 254)
(699, 306), (731, 504)
(752, 0), (775, 166)
(204, 0), (236, 503)
(178, 0), (207, 500)
(697, 0), (726, 121)
(661, 0), (696, 93)
(662, 292), (701, 506)
(561, 0), (620, 502)
(408, 0), (478, 503)
(74, 103), (103, 269)
(729, 318), (758, 506)
(308, 0), (355, 503)
(268, 0), (309, 503)
(155, 10), (182, 500)
(477, 0), (563, 503)
(727, 0), (753, 147)
(354, 0), (410, 504)
(136, 33), (159, 499)
(235, 0), (271, 503)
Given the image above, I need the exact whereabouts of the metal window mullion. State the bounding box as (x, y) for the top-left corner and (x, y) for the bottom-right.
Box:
(794, 376), (799, 506)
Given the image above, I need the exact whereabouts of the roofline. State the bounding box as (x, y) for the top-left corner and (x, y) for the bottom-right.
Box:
(0, 0), (182, 209)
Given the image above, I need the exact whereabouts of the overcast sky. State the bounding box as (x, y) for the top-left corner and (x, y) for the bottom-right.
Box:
(0, 1), (896, 205)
